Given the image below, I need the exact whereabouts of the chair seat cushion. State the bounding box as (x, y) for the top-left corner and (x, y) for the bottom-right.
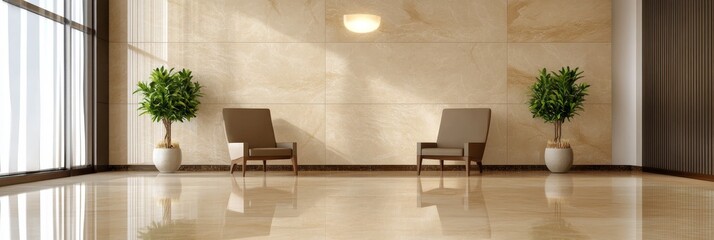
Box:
(421, 148), (463, 156)
(250, 148), (292, 157)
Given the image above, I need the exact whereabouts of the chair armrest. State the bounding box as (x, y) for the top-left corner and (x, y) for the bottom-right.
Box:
(464, 142), (486, 158)
(277, 142), (297, 156)
(226, 142), (250, 160)
(417, 142), (438, 155)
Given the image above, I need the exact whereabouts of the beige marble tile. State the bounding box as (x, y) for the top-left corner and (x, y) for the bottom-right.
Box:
(109, 0), (325, 43)
(109, 104), (326, 165)
(110, 43), (326, 104)
(107, 0), (614, 167)
(109, 43), (171, 104)
(327, 43), (507, 103)
(108, 43), (127, 104)
(507, 43), (612, 104)
(507, 0), (612, 42)
(108, 0), (128, 43)
(175, 0), (325, 43)
(507, 103), (611, 165)
(169, 43), (326, 104)
(108, 0), (171, 43)
(109, 103), (157, 165)
(323, 177), (491, 238)
(325, 104), (507, 165)
(326, 0), (506, 42)
(3, 172), (714, 239)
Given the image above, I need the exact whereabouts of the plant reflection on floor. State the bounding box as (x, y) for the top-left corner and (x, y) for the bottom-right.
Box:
(138, 175), (196, 239)
(531, 174), (587, 239)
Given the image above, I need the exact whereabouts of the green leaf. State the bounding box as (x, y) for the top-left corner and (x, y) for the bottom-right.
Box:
(527, 66), (590, 124)
(133, 67), (203, 124)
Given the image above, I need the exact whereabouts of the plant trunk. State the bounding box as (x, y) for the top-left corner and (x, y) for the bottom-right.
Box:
(160, 198), (172, 223)
(162, 118), (172, 148)
(553, 120), (563, 146)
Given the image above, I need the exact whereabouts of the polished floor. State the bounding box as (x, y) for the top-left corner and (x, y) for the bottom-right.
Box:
(0, 171), (713, 239)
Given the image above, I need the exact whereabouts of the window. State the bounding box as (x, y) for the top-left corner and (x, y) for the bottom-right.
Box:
(0, 0), (93, 176)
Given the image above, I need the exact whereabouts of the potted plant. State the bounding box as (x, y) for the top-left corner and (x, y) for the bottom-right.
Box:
(527, 67), (589, 173)
(134, 67), (202, 173)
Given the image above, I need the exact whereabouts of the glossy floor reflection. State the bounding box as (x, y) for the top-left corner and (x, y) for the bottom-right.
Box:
(1, 171), (713, 239)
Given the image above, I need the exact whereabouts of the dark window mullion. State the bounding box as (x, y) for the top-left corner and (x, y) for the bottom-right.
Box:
(70, 21), (94, 35)
(3, 0), (95, 31)
(84, 0), (95, 169)
(64, 0), (72, 171)
(3, 0), (66, 25)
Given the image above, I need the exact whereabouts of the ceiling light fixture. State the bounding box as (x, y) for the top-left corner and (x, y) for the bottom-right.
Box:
(343, 14), (381, 33)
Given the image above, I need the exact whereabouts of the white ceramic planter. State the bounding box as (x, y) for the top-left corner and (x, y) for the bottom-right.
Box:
(544, 147), (573, 173)
(153, 147), (182, 173)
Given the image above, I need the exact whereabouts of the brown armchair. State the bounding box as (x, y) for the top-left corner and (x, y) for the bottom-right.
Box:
(417, 108), (491, 175)
(223, 108), (298, 176)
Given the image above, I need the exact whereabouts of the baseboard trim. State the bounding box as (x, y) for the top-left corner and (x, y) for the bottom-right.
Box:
(0, 167), (95, 187)
(643, 167), (714, 182)
(94, 165), (112, 172)
(108, 164), (638, 172)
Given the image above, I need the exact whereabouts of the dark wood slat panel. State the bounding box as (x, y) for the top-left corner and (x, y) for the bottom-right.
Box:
(708, 0), (714, 175)
(643, 0), (714, 176)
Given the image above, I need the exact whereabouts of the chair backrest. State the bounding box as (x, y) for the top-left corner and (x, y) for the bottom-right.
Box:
(223, 108), (277, 148)
(436, 108), (491, 148)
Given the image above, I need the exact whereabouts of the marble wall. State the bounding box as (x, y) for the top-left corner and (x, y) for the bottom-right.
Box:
(108, 0), (612, 166)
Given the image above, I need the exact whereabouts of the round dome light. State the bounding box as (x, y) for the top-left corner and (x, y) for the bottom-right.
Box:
(343, 14), (381, 33)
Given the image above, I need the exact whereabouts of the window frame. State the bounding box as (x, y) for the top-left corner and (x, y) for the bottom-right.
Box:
(0, 0), (96, 185)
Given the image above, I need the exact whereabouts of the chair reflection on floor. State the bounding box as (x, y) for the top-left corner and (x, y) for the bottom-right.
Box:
(222, 174), (298, 239)
(417, 175), (491, 238)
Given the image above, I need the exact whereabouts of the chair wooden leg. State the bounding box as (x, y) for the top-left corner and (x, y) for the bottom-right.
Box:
(477, 161), (483, 173)
(230, 158), (240, 174)
(439, 160), (444, 172)
(242, 158), (247, 177)
(291, 156), (298, 176)
(263, 160), (267, 172)
(417, 156), (423, 175)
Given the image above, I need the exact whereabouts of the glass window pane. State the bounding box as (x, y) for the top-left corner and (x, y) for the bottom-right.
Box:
(1, 2), (65, 175)
(0, 2), (9, 174)
(71, 0), (84, 25)
(71, 29), (88, 167)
